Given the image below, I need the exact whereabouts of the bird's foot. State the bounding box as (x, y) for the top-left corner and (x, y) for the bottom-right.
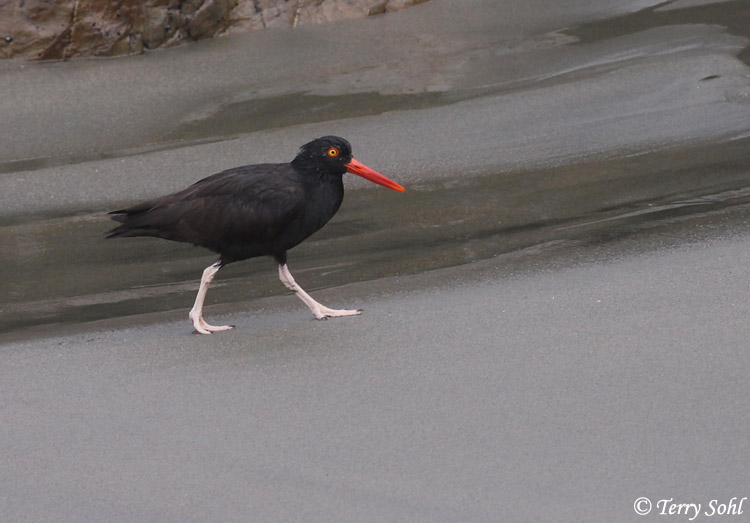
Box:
(190, 311), (235, 335)
(312, 306), (364, 320)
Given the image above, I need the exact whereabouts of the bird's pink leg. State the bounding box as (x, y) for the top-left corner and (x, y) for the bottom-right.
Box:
(278, 263), (363, 320)
(188, 262), (235, 334)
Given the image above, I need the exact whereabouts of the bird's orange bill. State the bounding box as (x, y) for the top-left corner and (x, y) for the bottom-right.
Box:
(345, 158), (405, 192)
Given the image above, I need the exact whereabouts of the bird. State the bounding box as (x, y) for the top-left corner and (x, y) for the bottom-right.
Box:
(106, 136), (405, 334)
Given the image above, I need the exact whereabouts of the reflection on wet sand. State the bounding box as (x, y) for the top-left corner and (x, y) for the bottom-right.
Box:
(2, 137), (748, 336)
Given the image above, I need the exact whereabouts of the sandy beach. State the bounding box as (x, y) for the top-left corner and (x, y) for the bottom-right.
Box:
(1, 0), (749, 520)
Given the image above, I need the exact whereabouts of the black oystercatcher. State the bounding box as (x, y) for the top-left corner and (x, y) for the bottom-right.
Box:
(107, 136), (405, 334)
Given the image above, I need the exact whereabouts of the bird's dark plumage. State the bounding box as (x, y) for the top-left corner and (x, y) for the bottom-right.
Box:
(107, 136), (353, 264)
(106, 136), (404, 334)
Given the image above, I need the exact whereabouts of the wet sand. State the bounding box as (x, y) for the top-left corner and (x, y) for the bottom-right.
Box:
(2, 223), (749, 521)
(1, 0), (750, 520)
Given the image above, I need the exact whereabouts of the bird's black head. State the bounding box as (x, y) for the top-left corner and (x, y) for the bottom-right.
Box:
(291, 136), (405, 192)
(291, 136), (353, 175)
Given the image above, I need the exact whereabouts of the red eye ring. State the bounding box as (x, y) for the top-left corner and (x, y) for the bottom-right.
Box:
(327, 147), (340, 158)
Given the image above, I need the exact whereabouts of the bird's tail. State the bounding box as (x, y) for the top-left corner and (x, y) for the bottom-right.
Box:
(105, 208), (163, 239)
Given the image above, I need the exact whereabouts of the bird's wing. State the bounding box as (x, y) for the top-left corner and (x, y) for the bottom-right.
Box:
(108, 165), (307, 249)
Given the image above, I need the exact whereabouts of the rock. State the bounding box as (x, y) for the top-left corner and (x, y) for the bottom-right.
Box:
(295, 1), (374, 26)
(65, 1), (146, 59)
(0, 0), (75, 61)
(0, 0), (433, 61)
(141, 7), (171, 50)
(186, 0), (236, 39)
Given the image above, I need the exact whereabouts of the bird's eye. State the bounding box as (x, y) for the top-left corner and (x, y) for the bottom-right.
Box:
(327, 147), (340, 158)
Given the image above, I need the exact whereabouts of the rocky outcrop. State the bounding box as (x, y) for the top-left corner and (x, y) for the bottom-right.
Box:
(0, 0), (431, 61)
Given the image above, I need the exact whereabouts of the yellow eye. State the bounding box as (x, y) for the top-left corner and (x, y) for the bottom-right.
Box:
(327, 147), (340, 158)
